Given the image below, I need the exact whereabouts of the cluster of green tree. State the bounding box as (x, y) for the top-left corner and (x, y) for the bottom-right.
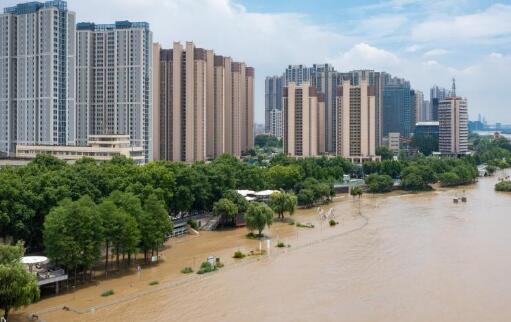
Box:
(375, 146), (395, 160)
(0, 242), (39, 320)
(44, 192), (172, 282)
(294, 178), (334, 207)
(363, 157), (477, 192)
(254, 134), (283, 148)
(495, 180), (511, 192)
(1, 154), (350, 251)
(410, 134), (439, 156)
(471, 134), (511, 167)
(365, 174), (394, 193)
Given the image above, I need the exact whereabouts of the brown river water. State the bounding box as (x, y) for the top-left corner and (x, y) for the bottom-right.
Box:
(12, 170), (511, 322)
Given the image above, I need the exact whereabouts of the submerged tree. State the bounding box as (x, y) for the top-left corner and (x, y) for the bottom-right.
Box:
(213, 198), (238, 226)
(269, 191), (297, 221)
(43, 196), (103, 282)
(245, 203), (273, 237)
(0, 241), (40, 320)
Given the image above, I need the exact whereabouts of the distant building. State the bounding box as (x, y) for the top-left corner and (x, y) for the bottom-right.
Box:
(0, 0), (76, 156)
(283, 83), (324, 157)
(265, 75), (284, 137)
(269, 109), (284, 138)
(412, 90), (424, 123)
(422, 100), (431, 121)
(336, 80), (378, 162)
(430, 85), (448, 121)
(76, 20), (153, 161)
(383, 79), (412, 137)
(16, 135), (144, 163)
(414, 121), (440, 138)
(439, 97), (468, 156)
(468, 121), (484, 132)
(385, 132), (400, 152)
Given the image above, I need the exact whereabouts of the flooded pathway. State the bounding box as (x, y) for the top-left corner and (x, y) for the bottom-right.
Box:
(14, 170), (511, 322)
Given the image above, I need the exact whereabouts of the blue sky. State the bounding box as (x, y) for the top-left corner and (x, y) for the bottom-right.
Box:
(4, 0), (510, 124)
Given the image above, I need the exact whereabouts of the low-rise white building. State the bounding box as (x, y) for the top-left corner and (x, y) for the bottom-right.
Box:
(16, 135), (144, 164)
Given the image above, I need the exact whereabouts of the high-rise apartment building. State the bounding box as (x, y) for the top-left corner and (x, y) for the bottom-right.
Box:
(284, 64), (338, 152)
(422, 100), (431, 121)
(269, 109), (284, 138)
(413, 90), (424, 123)
(439, 96), (468, 156)
(0, 0), (76, 156)
(265, 75), (284, 136)
(158, 42), (253, 162)
(430, 85), (448, 121)
(336, 80), (378, 162)
(337, 70), (386, 147)
(383, 78), (412, 138)
(284, 65), (312, 85)
(283, 82), (325, 157)
(76, 21), (153, 161)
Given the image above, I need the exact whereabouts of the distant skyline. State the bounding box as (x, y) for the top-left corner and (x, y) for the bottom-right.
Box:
(3, 0), (510, 124)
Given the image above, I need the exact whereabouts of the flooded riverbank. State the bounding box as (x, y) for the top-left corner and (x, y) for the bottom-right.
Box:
(14, 170), (511, 322)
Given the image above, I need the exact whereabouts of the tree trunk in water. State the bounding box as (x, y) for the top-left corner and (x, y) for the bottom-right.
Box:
(116, 248), (120, 271)
(105, 241), (109, 277)
(3, 306), (9, 320)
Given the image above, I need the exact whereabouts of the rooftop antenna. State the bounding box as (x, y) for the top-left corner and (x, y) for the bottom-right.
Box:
(451, 78), (456, 97)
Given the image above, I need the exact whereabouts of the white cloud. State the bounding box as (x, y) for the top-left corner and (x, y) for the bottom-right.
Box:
(411, 4), (511, 43)
(423, 49), (450, 57)
(330, 43), (400, 71)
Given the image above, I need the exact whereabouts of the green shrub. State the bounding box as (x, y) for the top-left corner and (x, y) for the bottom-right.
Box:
(187, 219), (199, 230)
(329, 219), (337, 226)
(296, 222), (314, 228)
(495, 180), (511, 192)
(149, 281), (159, 286)
(101, 289), (114, 297)
(197, 261), (216, 275)
(277, 241), (285, 248)
(181, 267), (193, 274)
(233, 250), (246, 259)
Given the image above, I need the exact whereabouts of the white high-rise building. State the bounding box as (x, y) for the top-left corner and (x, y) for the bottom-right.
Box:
(76, 21), (153, 161)
(0, 0), (76, 156)
(270, 109), (284, 139)
(439, 96), (468, 156)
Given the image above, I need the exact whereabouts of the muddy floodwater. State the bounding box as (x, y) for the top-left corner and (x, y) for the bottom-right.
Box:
(14, 170), (511, 322)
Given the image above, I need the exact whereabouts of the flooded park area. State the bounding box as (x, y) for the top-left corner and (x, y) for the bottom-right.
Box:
(12, 169), (511, 322)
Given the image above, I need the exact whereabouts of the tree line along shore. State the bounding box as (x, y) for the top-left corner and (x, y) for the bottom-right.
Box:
(1, 133), (511, 319)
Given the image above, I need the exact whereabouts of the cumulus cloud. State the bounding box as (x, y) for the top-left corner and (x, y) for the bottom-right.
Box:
(411, 4), (511, 43)
(330, 43), (401, 71)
